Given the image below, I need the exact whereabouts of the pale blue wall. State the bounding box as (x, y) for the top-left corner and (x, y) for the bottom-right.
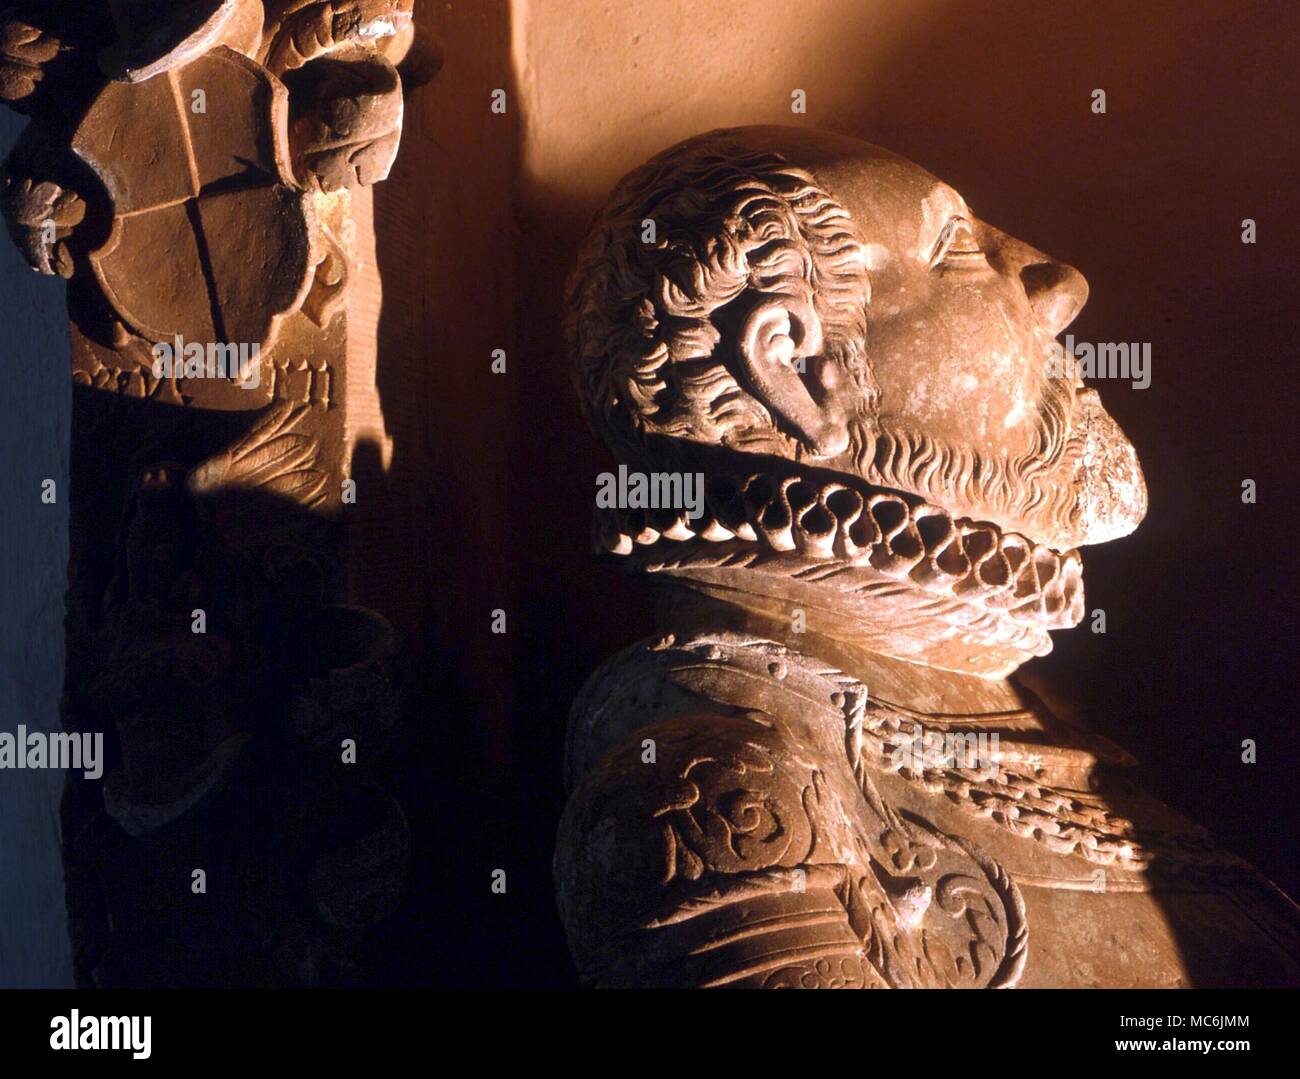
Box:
(0, 108), (75, 987)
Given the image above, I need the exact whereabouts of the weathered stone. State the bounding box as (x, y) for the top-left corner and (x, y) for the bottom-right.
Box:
(0, 0), (420, 987)
(556, 127), (1300, 988)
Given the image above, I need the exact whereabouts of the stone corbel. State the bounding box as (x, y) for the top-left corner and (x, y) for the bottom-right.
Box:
(0, 0), (434, 986)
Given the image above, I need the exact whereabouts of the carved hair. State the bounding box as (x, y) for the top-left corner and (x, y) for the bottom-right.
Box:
(566, 130), (870, 461)
(568, 130), (1081, 542)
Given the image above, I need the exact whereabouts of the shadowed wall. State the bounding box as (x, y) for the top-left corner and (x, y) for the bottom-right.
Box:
(0, 107), (74, 988)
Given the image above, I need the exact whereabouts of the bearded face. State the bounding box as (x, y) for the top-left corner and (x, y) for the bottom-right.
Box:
(569, 126), (1147, 563)
(804, 141), (1146, 551)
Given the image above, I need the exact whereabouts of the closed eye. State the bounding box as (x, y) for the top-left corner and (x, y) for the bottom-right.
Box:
(929, 215), (988, 270)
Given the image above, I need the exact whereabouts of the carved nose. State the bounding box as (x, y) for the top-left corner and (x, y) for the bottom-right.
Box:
(1020, 261), (1088, 335)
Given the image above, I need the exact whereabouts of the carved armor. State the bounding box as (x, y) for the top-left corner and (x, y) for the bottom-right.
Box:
(559, 631), (1300, 987)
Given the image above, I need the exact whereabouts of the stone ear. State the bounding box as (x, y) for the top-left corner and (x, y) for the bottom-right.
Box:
(736, 297), (848, 456)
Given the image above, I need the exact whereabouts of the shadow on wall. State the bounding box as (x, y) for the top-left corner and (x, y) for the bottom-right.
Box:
(0, 107), (74, 988)
(364, 0), (574, 985)
(508, 0), (1300, 984)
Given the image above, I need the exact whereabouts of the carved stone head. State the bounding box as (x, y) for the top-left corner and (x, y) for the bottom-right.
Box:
(567, 126), (1146, 557)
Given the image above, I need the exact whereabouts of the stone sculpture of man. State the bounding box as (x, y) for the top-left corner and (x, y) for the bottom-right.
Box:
(555, 126), (1300, 988)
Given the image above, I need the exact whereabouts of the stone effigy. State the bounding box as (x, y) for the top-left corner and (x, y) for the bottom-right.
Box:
(556, 126), (1300, 987)
(0, 0), (427, 986)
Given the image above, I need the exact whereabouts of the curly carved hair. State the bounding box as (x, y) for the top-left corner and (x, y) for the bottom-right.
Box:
(566, 130), (871, 463)
(566, 131), (1085, 540)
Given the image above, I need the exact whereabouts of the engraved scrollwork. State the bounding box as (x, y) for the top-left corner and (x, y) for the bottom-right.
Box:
(653, 732), (818, 883)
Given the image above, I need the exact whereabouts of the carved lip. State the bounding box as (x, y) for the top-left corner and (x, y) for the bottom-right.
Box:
(99, 0), (242, 83)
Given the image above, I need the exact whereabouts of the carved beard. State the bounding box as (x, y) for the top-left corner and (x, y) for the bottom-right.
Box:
(835, 342), (1144, 551)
